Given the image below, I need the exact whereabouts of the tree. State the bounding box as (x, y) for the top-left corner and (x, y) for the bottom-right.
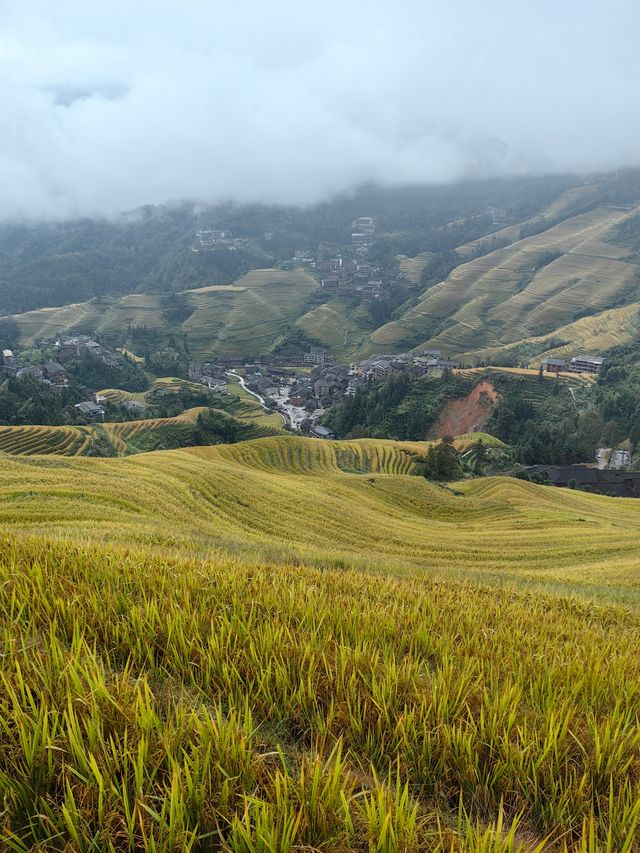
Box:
(417, 440), (461, 481)
(472, 438), (487, 473)
(194, 409), (240, 445)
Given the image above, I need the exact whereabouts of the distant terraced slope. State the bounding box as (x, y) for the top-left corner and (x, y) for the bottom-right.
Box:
(373, 206), (640, 358)
(295, 299), (374, 358)
(7, 268), (318, 358)
(466, 301), (640, 366)
(455, 185), (598, 259)
(181, 268), (318, 357)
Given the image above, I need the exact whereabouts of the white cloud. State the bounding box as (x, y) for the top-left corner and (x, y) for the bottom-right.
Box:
(0, 0), (639, 218)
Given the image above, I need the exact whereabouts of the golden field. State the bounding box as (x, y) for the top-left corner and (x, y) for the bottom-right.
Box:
(2, 436), (640, 849)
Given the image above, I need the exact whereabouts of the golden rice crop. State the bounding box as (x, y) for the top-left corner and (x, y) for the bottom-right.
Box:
(1, 526), (640, 850)
(3, 437), (640, 849)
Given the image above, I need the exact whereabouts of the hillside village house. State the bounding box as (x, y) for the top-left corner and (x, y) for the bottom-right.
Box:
(530, 465), (640, 498)
(311, 424), (336, 440)
(568, 355), (604, 374)
(542, 358), (566, 374)
(55, 335), (120, 368)
(542, 355), (604, 374)
(352, 216), (375, 235)
(75, 401), (105, 420)
(303, 347), (334, 367)
(596, 447), (631, 470)
(42, 362), (67, 385)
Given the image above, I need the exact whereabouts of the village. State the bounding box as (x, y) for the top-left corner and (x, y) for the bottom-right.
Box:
(186, 345), (468, 438)
(279, 216), (412, 302)
(187, 346), (607, 436)
(2, 326), (607, 435)
(1, 335), (130, 421)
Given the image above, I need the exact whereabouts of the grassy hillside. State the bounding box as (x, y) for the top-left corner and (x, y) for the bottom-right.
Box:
(3, 438), (640, 848)
(373, 206), (640, 359)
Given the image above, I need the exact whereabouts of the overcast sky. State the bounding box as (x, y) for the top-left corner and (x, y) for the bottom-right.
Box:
(1, 0), (639, 219)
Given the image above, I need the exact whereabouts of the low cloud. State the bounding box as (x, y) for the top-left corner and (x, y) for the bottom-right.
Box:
(1, 0), (639, 219)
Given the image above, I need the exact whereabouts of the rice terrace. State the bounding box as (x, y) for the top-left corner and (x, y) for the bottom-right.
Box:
(2, 431), (640, 850)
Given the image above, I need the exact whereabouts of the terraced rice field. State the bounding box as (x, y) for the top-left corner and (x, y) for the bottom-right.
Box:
(465, 302), (640, 367)
(0, 404), (283, 456)
(183, 268), (319, 358)
(372, 206), (640, 356)
(4, 437), (640, 848)
(454, 367), (598, 385)
(95, 387), (139, 404)
(8, 302), (105, 345)
(455, 185), (598, 259)
(7, 269), (318, 358)
(2, 434), (640, 602)
(97, 377), (226, 407)
(397, 251), (434, 283)
(296, 299), (373, 357)
(0, 424), (93, 456)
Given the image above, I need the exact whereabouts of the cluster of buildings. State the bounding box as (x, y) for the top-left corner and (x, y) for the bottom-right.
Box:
(288, 364), (350, 410)
(484, 206), (510, 227)
(187, 362), (229, 393)
(527, 465), (640, 498)
(188, 345), (464, 438)
(193, 229), (248, 251)
(188, 348), (336, 383)
(318, 258), (395, 301)
(596, 447), (631, 470)
(347, 351), (460, 394)
(55, 335), (122, 369)
(2, 349), (69, 388)
(1, 336), (134, 422)
(542, 355), (604, 375)
(351, 216), (376, 252)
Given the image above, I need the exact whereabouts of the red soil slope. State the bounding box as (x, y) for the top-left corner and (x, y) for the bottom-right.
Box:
(428, 381), (498, 439)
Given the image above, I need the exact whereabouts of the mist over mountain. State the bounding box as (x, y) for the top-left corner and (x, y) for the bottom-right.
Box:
(2, 0), (640, 219)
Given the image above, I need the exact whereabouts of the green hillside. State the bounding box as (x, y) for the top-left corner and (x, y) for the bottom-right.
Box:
(9, 205), (640, 367)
